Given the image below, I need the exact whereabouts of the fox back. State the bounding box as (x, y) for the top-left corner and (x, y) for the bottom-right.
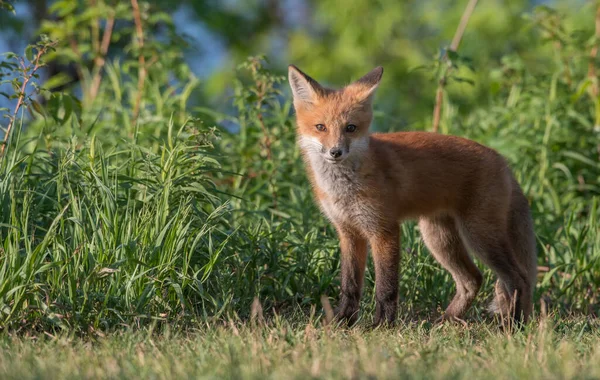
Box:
(288, 65), (537, 327)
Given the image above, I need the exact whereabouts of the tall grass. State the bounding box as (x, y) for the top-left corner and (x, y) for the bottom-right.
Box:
(0, 6), (599, 335)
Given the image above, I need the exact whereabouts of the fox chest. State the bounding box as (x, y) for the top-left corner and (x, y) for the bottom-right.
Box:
(311, 165), (381, 232)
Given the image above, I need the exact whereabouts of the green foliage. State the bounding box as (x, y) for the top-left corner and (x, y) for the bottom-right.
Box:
(0, 1), (598, 336)
(0, 1), (14, 14)
(0, 121), (227, 331)
(30, 0), (193, 146)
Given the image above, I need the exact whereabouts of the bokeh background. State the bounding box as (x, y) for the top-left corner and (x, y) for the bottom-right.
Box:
(0, 0), (590, 129)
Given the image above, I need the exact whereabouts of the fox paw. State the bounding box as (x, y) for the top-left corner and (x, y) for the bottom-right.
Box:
(435, 314), (468, 327)
(370, 318), (396, 329)
(333, 304), (359, 326)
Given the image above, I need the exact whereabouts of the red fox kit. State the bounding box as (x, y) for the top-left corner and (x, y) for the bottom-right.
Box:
(288, 65), (537, 326)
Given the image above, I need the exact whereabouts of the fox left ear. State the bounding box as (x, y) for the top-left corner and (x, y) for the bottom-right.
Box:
(349, 66), (383, 104)
(288, 65), (323, 106)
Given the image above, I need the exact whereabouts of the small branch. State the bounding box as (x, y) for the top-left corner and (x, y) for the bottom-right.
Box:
(537, 265), (572, 280)
(89, 11), (115, 102)
(100, 15), (115, 56)
(1, 47), (49, 157)
(432, 0), (479, 133)
(431, 78), (446, 134)
(131, 0), (146, 128)
(450, 0), (479, 51)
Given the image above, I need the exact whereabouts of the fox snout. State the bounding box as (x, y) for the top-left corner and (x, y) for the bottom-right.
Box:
(329, 147), (343, 159)
(325, 144), (349, 162)
(298, 135), (350, 163)
(319, 135), (354, 162)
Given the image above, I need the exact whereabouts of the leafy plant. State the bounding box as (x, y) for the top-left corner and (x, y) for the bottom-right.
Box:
(0, 2), (598, 335)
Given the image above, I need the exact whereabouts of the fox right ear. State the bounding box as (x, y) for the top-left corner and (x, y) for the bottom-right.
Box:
(288, 65), (322, 105)
(348, 66), (383, 104)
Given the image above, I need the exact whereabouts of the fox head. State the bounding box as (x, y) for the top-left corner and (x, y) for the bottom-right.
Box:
(288, 65), (383, 164)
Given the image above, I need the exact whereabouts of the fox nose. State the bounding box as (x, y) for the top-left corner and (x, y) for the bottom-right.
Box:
(329, 148), (343, 158)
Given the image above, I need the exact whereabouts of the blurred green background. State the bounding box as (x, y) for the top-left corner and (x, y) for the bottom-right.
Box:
(0, 0), (591, 129)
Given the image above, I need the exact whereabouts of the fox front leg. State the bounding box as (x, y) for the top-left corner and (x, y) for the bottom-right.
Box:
(333, 226), (368, 326)
(369, 227), (400, 327)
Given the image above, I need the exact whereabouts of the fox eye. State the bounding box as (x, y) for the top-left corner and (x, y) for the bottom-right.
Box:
(315, 124), (327, 132)
(346, 124), (357, 133)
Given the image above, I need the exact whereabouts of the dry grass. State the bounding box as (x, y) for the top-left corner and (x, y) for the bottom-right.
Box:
(0, 315), (598, 379)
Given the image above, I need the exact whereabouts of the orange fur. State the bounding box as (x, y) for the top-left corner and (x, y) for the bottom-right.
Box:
(288, 65), (537, 326)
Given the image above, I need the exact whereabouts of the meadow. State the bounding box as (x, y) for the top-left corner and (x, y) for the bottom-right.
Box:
(1, 317), (599, 379)
(0, 1), (599, 378)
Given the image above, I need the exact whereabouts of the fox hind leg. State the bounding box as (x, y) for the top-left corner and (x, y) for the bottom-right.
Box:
(500, 184), (537, 321)
(459, 217), (532, 324)
(419, 215), (483, 321)
(489, 280), (511, 317)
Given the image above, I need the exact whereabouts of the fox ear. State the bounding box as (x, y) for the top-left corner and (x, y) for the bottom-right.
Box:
(349, 66), (383, 103)
(288, 65), (323, 105)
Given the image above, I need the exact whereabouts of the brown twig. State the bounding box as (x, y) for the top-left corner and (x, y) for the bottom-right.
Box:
(450, 0), (479, 52)
(537, 265), (572, 280)
(131, 0), (146, 128)
(432, 0), (479, 133)
(1, 46), (50, 157)
(89, 10), (115, 102)
(431, 80), (445, 134)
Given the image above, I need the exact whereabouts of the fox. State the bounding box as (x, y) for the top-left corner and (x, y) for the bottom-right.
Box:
(287, 65), (537, 326)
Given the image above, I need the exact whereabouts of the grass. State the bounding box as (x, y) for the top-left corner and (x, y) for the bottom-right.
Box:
(1, 315), (598, 379)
